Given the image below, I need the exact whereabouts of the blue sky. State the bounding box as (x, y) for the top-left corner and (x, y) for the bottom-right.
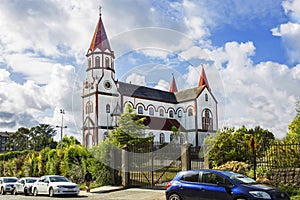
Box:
(0, 0), (300, 140)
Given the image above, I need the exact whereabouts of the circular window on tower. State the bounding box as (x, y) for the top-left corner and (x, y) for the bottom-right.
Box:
(104, 80), (112, 90)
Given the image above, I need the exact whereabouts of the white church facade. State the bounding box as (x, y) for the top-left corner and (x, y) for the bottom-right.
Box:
(82, 12), (218, 148)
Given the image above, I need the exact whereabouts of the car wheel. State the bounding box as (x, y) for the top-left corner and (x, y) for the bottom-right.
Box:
(235, 198), (249, 200)
(49, 187), (54, 197)
(1, 187), (5, 195)
(168, 193), (181, 200)
(33, 188), (38, 196)
(24, 188), (28, 196)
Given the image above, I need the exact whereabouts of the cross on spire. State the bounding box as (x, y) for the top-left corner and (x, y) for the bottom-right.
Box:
(99, 6), (102, 16)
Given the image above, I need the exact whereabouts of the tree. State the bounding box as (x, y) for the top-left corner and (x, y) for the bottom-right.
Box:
(29, 124), (57, 151)
(108, 103), (152, 151)
(6, 127), (30, 150)
(205, 126), (275, 168)
(285, 100), (300, 142)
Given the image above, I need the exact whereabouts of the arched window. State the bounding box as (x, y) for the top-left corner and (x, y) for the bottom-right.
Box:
(159, 109), (164, 117)
(95, 56), (100, 67)
(159, 133), (165, 144)
(86, 101), (93, 114)
(138, 106), (143, 114)
(170, 133), (174, 142)
(188, 108), (193, 116)
(202, 109), (213, 131)
(103, 131), (108, 141)
(178, 110), (183, 118)
(106, 104), (110, 113)
(105, 57), (110, 68)
(205, 93), (208, 101)
(149, 107), (154, 116)
(88, 58), (92, 68)
(169, 110), (174, 118)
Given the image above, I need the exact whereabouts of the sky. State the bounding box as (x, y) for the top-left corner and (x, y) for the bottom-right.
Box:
(0, 0), (300, 141)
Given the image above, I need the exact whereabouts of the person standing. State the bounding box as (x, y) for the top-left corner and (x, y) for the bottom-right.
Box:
(84, 170), (92, 192)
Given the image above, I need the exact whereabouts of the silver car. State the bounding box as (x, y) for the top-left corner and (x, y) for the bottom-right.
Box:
(32, 175), (79, 197)
(0, 177), (18, 195)
(13, 177), (38, 195)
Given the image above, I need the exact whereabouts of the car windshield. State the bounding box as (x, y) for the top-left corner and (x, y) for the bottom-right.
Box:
(221, 171), (256, 184)
(49, 176), (70, 182)
(3, 178), (18, 183)
(26, 178), (38, 183)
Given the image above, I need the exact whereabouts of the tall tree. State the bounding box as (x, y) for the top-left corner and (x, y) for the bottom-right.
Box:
(6, 127), (30, 150)
(29, 124), (57, 151)
(108, 103), (152, 151)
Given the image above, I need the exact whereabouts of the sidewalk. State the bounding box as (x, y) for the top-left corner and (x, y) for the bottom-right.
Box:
(80, 185), (124, 195)
(79, 186), (166, 200)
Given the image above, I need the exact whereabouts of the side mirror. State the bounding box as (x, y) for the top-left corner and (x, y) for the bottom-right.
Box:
(44, 180), (49, 184)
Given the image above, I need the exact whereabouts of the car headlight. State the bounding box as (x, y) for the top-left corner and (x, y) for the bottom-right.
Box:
(249, 191), (271, 199)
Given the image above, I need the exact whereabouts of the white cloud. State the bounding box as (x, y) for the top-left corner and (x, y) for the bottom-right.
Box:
(154, 79), (169, 91)
(282, 0), (300, 22)
(271, 22), (300, 63)
(125, 73), (146, 86)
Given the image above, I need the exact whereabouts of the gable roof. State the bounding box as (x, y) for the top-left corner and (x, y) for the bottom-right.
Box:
(118, 82), (177, 103)
(175, 86), (205, 102)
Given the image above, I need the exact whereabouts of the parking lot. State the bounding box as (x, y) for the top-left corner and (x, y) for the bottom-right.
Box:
(0, 187), (166, 200)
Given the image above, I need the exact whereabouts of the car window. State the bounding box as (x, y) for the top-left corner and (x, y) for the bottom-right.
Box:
(26, 178), (37, 183)
(49, 176), (69, 182)
(201, 172), (224, 185)
(180, 172), (199, 182)
(3, 178), (18, 183)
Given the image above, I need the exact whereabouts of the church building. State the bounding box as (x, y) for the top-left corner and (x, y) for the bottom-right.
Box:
(82, 11), (218, 148)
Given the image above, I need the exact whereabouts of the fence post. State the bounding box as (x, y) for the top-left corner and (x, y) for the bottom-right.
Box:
(121, 145), (130, 187)
(110, 147), (121, 186)
(181, 142), (191, 171)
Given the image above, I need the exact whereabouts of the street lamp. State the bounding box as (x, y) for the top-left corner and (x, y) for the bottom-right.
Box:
(56, 109), (67, 149)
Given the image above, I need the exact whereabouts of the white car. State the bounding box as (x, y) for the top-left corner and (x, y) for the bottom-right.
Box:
(13, 177), (38, 195)
(0, 177), (18, 195)
(32, 175), (79, 197)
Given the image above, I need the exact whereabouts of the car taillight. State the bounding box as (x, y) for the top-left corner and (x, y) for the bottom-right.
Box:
(166, 182), (172, 189)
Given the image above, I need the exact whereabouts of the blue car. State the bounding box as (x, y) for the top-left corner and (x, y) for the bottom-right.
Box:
(166, 169), (290, 200)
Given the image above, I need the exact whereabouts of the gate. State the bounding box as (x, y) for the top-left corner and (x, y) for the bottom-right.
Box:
(129, 142), (182, 188)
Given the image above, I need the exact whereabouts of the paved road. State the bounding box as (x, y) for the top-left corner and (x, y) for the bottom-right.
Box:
(0, 188), (166, 200)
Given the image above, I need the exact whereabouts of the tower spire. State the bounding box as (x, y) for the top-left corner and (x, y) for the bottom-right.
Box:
(198, 65), (210, 90)
(169, 73), (178, 93)
(88, 7), (111, 53)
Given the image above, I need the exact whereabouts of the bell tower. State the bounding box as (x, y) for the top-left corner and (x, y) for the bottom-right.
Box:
(82, 7), (118, 147)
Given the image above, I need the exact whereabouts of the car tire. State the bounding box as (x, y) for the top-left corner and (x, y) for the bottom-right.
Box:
(168, 193), (181, 200)
(24, 188), (28, 196)
(33, 188), (38, 197)
(49, 187), (54, 197)
(1, 187), (5, 195)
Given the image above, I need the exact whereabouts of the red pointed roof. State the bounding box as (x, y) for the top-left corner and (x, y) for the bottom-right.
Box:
(88, 15), (111, 52)
(198, 66), (210, 90)
(169, 74), (178, 93)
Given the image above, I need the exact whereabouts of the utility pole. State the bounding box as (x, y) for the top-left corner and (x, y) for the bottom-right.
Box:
(56, 109), (67, 149)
